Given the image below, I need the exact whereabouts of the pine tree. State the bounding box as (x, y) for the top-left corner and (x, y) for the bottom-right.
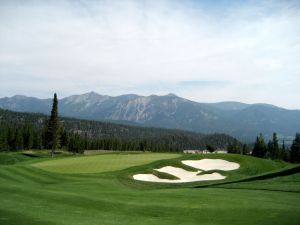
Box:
(206, 144), (215, 153)
(291, 133), (300, 163)
(282, 140), (286, 151)
(242, 144), (248, 155)
(14, 129), (24, 151)
(252, 133), (267, 158)
(47, 93), (60, 158)
(60, 130), (69, 149)
(42, 119), (50, 149)
(228, 139), (241, 154)
(84, 132), (88, 150)
(273, 133), (279, 151)
(7, 127), (14, 150)
(32, 130), (42, 149)
(23, 126), (34, 150)
(0, 128), (9, 151)
(269, 132), (279, 159)
(68, 133), (84, 154)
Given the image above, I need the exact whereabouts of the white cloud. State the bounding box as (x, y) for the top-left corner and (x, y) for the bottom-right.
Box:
(0, 0), (299, 109)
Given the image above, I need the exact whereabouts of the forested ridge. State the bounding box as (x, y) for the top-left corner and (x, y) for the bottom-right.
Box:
(0, 108), (240, 152)
(2, 92), (300, 142)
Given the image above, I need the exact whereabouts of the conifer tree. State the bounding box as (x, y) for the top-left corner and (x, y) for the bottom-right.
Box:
(291, 133), (300, 163)
(84, 132), (88, 150)
(47, 93), (60, 158)
(272, 132), (279, 158)
(7, 127), (14, 150)
(42, 119), (50, 149)
(273, 133), (279, 151)
(242, 144), (248, 155)
(23, 126), (34, 149)
(0, 129), (8, 151)
(32, 131), (42, 149)
(14, 129), (23, 151)
(60, 130), (69, 149)
(252, 133), (267, 158)
(282, 140), (286, 151)
(267, 132), (279, 159)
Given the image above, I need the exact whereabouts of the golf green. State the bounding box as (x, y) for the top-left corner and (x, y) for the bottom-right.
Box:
(0, 152), (299, 225)
(32, 152), (181, 173)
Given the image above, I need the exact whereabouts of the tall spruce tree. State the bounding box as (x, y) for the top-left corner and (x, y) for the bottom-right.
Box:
(0, 129), (8, 151)
(267, 132), (279, 159)
(47, 93), (60, 158)
(252, 133), (267, 158)
(291, 133), (300, 163)
(7, 127), (14, 150)
(23, 126), (34, 150)
(242, 144), (248, 155)
(282, 140), (286, 151)
(14, 129), (23, 151)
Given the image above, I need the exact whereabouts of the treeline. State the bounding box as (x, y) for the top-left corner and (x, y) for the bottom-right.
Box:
(0, 103), (299, 163)
(0, 107), (241, 153)
(0, 108), (207, 140)
(0, 123), (240, 153)
(67, 133), (194, 153)
(251, 132), (300, 163)
(1, 107), (299, 163)
(0, 125), (43, 151)
(66, 133), (242, 153)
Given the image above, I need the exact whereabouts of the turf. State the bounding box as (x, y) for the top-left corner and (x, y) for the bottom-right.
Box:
(121, 153), (292, 188)
(32, 152), (181, 173)
(217, 170), (300, 192)
(0, 152), (299, 225)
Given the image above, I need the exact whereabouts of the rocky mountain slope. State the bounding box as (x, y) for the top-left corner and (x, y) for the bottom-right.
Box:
(0, 92), (299, 141)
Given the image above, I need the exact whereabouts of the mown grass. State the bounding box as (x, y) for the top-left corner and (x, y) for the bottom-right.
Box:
(0, 152), (34, 165)
(120, 153), (291, 189)
(0, 152), (299, 225)
(217, 168), (300, 192)
(32, 152), (181, 174)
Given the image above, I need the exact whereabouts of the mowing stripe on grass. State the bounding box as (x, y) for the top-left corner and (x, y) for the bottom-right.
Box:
(32, 153), (181, 174)
(194, 165), (300, 188)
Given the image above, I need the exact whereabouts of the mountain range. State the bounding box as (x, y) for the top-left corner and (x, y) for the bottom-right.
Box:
(0, 92), (299, 141)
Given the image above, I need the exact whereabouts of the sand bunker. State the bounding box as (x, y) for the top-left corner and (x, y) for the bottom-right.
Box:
(133, 159), (240, 183)
(155, 166), (199, 180)
(133, 174), (179, 183)
(133, 166), (225, 183)
(182, 159), (240, 171)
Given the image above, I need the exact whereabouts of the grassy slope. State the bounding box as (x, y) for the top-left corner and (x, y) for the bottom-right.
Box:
(217, 171), (300, 192)
(119, 154), (291, 188)
(32, 152), (181, 173)
(0, 152), (299, 225)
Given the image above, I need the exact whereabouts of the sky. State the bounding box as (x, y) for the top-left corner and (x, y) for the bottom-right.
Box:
(0, 0), (299, 109)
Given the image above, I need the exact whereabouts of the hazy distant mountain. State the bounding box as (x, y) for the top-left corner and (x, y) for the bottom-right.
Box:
(208, 102), (250, 111)
(0, 92), (299, 141)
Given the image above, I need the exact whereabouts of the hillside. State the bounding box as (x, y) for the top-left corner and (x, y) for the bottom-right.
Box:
(1, 92), (299, 141)
(0, 152), (299, 225)
(0, 108), (239, 150)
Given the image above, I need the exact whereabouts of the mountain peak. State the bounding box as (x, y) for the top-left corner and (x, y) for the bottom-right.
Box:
(11, 95), (29, 99)
(84, 91), (101, 97)
(62, 91), (110, 105)
(0, 92), (299, 141)
(166, 93), (177, 97)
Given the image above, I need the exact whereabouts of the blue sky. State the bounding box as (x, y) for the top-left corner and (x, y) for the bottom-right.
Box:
(0, 0), (299, 109)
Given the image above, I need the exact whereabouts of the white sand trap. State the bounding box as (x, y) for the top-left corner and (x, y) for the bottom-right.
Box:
(182, 159), (240, 171)
(133, 159), (239, 183)
(155, 166), (199, 180)
(133, 166), (226, 183)
(133, 174), (179, 183)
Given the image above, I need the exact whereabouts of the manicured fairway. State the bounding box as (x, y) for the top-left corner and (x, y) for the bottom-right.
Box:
(0, 152), (300, 225)
(33, 152), (181, 173)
